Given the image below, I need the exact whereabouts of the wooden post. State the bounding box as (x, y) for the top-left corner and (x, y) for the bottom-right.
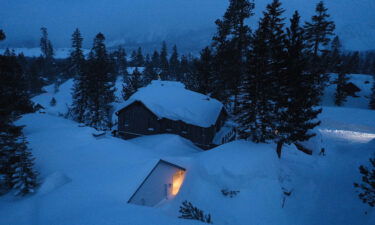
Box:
(276, 141), (283, 159)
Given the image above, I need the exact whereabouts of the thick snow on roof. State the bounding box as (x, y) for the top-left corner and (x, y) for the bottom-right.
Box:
(119, 80), (224, 128)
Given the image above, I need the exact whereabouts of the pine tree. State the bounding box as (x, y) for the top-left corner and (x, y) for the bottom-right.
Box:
(179, 201), (212, 224)
(39, 27), (56, 82)
(354, 157), (375, 207)
(143, 54), (157, 84)
(160, 41), (169, 80)
(86, 33), (115, 130)
(40, 27), (54, 60)
(194, 47), (214, 95)
(347, 51), (360, 74)
(275, 11), (321, 158)
(211, 0), (254, 112)
(329, 36), (342, 73)
(237, 7), (271, 143)
(69, 29), (88, 123)
(151, 50), (160, 69)
(10, 135), (38, 196)
(304, 1), (335, 57)
(0, 55), (34, 121)
(0, 29), (5, 41)
(122, 67), (142, 100)
(238, 0), (286, 144)
(370, 78), (375, 110)
(304, 1), (335, 102)
(0, 40), (38, 195)
(169, 45), (180, 80)
(334, 72), (349, 106)
(25, 57), (45, 94)
(331, 36), (348, 106)
(135, 47), (145, 67)
(130, 50), (137, 67)
(116, 46), (128, 77)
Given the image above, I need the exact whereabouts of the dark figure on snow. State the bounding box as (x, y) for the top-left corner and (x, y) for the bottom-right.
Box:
(319, 148), (326, 156)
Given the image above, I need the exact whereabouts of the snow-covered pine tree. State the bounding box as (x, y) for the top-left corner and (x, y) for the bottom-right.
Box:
(10, 135), (38, 196)
(69, 28), (89, 123)
(304, 1), (336, 102)
(85, 33), (115, 130)
(169, 45), (180, 81)
(0, 42), (38, 194)
(211, 0), (254, 112)
(275, 11), (322, 158)
(160, 41), (169, 80)
(122, 67), (143, 101)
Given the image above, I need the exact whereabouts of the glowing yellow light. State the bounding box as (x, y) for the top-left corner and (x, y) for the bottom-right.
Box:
(172, 170), (185, 195)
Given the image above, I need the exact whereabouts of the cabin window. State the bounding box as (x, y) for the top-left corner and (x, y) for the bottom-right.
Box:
(171, 170), (185, 195)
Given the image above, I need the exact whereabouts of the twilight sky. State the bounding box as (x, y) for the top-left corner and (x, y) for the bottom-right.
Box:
(1, 0), (375, 51)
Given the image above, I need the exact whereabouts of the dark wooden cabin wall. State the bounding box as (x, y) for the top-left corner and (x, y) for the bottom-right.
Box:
(118, 101), (225, 149)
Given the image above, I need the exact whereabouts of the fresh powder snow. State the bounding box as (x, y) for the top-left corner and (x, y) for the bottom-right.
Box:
(1, 74), (374, 225)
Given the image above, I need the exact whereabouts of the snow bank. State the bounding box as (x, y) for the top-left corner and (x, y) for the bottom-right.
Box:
(32, 79), (74, 116)
(38, 172), (71, 195)
(118, 80), (224, 127)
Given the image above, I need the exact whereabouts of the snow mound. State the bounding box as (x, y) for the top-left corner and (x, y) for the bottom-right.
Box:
(118, 80), (224, 127)
(38, 172), (72, 195)
(32, 79), (74, 116)
(129, 134), (202, 156)
(299, 128), (324, 154)
(196, 141), (280, 188)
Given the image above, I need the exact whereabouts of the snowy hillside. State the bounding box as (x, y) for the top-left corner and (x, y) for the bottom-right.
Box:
(1, 74), (375, 225)
(323, 74), (374, 109)
(0, 48), (91, 59)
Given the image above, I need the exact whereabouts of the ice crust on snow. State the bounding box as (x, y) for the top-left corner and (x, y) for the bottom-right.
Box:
(118, 80), (224, 128)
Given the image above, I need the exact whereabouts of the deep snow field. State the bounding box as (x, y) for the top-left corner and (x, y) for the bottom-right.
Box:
(1, 74), (375, 225)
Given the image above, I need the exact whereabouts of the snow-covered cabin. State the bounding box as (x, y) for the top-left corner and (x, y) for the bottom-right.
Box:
(127, 159), (186, 207)
(116, 80), (234, 149)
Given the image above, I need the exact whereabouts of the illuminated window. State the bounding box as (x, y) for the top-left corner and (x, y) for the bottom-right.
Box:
(171, 170), (185, 195)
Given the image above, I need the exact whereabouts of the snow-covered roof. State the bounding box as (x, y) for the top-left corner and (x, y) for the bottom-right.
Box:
(118, 80), (224, 128)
